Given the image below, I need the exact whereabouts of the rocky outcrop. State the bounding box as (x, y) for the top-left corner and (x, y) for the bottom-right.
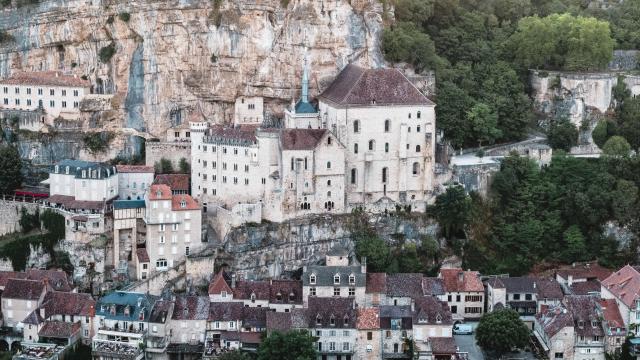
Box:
(0, 0), (386, 141)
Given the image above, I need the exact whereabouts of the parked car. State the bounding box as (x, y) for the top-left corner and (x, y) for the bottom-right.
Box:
(453, 323), (473, 335)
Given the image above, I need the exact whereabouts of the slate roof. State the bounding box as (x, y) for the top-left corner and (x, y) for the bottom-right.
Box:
(601, 265), (640, 308)
(556, 263), (612, 282)
(1, 71), (90, 87)
(498, 277), (537, 293)
(356, 307), (380, 330)
(204, 125), (258, 146)
(172, 296), (209, 320)
(153, 174), (190, 192)
(0, 271), (26, 288)
(564, 295), (604, 337)
(116, 165), (154, 173)
(23, 310), (44, 325)
(208, 302), (244, 321)
(96, 291), (156, 321)
(45, 195), (106, 210)
(366, 273), (387, 294)
(306, 297), (356, 328)
(269, 280), (303, 304)
(3, 278), (45, 300)
(319, 64), (434, 107)
(430, 337), (457, 354)
(41, 291), (95, 317)
(38, 321), (81, 338)
(149, 184), (172, 200)
(294, 99), (317, 114)
(171, 194), (200, 211)
(303, 265), (365, 287)
(114, 200), (146, 210)
(136, 248), (150, 263)
(439, 269), (483, 292)
(266, 311), (292, 332)
(1, 270), (71, 292)
(241, 307), (269, 328)
(422, 277), (445, 296)
(280, 129), (328, 151)
(536, 306), (574, 339)
(379, 305), (413, 330)
(386, 273), (424, 298)
(53, 160), (116, 179)
(413, 296), (453, 325)
(232, 280), (271, 300)
(534, 278), (564, 300)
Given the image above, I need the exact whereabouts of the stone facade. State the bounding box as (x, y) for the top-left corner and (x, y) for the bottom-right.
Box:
(145, 141), (191, 170)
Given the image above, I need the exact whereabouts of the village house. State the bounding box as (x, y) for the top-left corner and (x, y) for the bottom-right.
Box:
(379, 305), (413, 358)
(355, 307), (381, 360)
(438, 268), (484, 321)
(535, 305), (575, 360)
(167, 295), (209, 359)
(153, 174), (190, 195)
(599, 298), (626, 354)
(112, 199), (146, 278)
(555, 262), (612, 293)
(307, 297), (357, 360)
(146, 299), (173, 357)
(564, 295), (606, 360)
(485, 276), (538, 329)
(601, 265), (640, 330)
(535, 277), (565, 312)
(116, 165), (154, 201)
(1, 279), (48, 328)
(234, 96), (264, 126)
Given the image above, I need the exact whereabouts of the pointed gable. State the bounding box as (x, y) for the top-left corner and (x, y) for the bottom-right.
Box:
(208, 270), (233, 296)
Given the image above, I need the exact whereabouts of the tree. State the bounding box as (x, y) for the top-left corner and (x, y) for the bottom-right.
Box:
(178, 158), (190, 174)
(355, 235), (390, 272)
(547, 118), (578, 151)
(618, 98), (640, 150)
(433, 185), (471, 239)
(0, 145), (22, 194)
(257, 330), (317, 360)
(562, 225), (587, 263)
(398, 243), (423, 273)
(602, 136), (631, 157)
(475, 309), (530, 357)
(592, 120), (616, 149)
(468, 103), (502, 147)
(382, 22), (444, 73)
(154, 158), (174, 174)
(611, 180), (639, 225)
(218, 351), (251, 360)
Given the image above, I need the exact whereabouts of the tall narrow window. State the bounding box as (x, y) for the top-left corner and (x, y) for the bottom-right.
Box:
(385, 143), (389, 153)
(353, 120), (360, 133)
(412, 162), (419, 175)
(417, 111), (421, 119)
(327, 161), (331, 169)
(354, 143), (358, 154)
(382, 167), (388, 183)
(291, 157), (294, 170)
(384, 119), (390, 132)
(368, 140), (375, 151)
(327, 137), (332, 145)
(350, 169), (357, 184)
(416, 145), (421, 152)
(304, 157), (308, 170)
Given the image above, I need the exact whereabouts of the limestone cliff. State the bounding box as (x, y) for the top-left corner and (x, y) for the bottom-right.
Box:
(0, 0), (386, 142)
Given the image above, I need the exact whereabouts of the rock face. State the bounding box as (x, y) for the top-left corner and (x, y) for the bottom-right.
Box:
(0, 0), (386, 139)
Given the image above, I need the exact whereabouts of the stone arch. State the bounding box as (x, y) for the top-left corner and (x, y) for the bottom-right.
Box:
(10, 341), (21, 353)
(0, 340), (8, 352)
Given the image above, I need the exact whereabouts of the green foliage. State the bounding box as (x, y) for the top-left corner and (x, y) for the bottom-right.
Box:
(19, 207), (39, 234)
(0, 30), (14, 44)
(392, 0), (434, 25)
(433, 185), (471, 239)
(508, 14), (614, 70)
(99, 43), (116, 63)
(468, 103), (502, 147)
(382, 22), (443, 73)
(547, 118), (578, 151)
(154, 158), (174, 174)
(178, 158), (190, 174)
(592, 120), (615, 149)
(596, 0), (640, 50)
(118, 12), (131, 22)
(257, 330), (317, 360)
(217, 351), (251, 360)
(617, 97), (640, 150)
(476, 309), (530, 356)
(602, 136), (631, 157)
(210, 53), (218, 63)
(355, 234), (390, 272)
(83, 131), (115, 154)
(0, 145), (23, 194)
(562, 225), (587, 263)
(280, 0), (289, 7)
(613, 76), (631, 105)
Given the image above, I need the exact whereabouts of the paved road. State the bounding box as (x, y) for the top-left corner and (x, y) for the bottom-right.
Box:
(454, 322), (484, 360)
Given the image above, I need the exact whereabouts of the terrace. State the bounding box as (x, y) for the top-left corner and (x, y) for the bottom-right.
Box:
(13, 342), (65, 360)
(92, 339), (143, 360)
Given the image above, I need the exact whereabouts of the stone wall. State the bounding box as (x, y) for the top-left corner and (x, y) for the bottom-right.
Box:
(608, 50), (639, 71)
(0, 200), (40, 236)
(220, 213), (438, 279)
(145, 141), (191, 169)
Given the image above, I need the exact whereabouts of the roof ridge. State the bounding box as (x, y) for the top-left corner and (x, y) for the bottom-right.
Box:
(340, 64), (366, 104)
(396, 68), (433, 105)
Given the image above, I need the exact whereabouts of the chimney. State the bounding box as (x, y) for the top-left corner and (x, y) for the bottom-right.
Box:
(533, 282), (537, 289)
(231, 274), (236, 289)
(568, 275), (573, 287)
(361, 257), (367, 274)
(458, 271), (464, 283)
(411, 300), (415, 312)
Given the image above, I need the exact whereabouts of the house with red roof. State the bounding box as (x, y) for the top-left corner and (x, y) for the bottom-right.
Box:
(601, 265), (640, 330)
(599, 298), (626, 353)
(438, 268), (484, 321)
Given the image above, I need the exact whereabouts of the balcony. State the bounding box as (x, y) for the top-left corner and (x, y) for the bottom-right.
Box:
(146, 336), (168, 353)
(98, 326), (145, 338)
(92, 339), (143, 360)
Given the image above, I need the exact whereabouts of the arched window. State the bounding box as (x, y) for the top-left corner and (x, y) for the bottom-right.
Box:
(416, 145), (421, 152)
(334, 274), (340, 284)
(327, 161), (331, 169)
(368, 140), (375, 151)
(343, 315), (350, 326)
(353, 120), (360, 133)
(327, 180), (331, 186)
(412, 162), (420, 175)
(350, 168), (357, 184)
(417, 111), (421, 119)
(276, 292), (282, 301)
(382, 167), (388, 183)
(354, 143), (358, 154)
(384, 119), (390, 132)
(316, 315), (322, 326)
(385, 143), (389, 153)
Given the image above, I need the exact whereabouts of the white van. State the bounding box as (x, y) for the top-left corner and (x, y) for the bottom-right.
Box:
(453, 323), (473, 335)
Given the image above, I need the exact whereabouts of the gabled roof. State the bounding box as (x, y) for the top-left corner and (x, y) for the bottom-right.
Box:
(26, 269), (72, 292)
(280, 129), (329, 151)
(171, 194), (200, 211)
(536, 306), (574, 339)
(3, 278), (45, 300)
(303, 265), (365, 287)
(1, 71), (90, 88)
(430, 337), (457, 354)
(366, 273), (387, 294)
(413, 296), (453, 325)
(569, 279), (601, 295)
(208, 270), (233, 295)
(556, 262), (612, 282)
(149, 300), (173, 324)
(534, 278), (564, 300)
(153, 174), (190, 192)
(38, 321), (81, 338)
(601, 265), (640, 308)
(208, 302), (244, 321)
(600, 298), (625, 330)
(149, 184), (172, 200)
(136, 248), (150, 263)
(319, 64), (434, 107)
(41, 291), (95, 317)
(95, 291), (156, 321)
(0, 271), (27, 288)
(564, 295), (604, 337)
(306, 297), (356, 328)
(422, 277), (445, 296)
(439, 268), (483, 292)
(386, 273), (424, 298)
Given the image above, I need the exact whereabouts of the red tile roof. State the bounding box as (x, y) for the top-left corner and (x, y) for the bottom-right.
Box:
(534, 277), (564, 300)
(1, 71), (90, 88)
(26, 269), (72, 292)
(136, 248), (150, 263)
(319, 64), (435, 107)
(42, 291), (95, 317)
(171, 194), (200, 211)
(38, 321), (81, 338)
(430, 337), (457, 354)
(116, 165), (154, 173)
(366, 273), (387, 294)
(536, 306), (574, 339)
(280, 129), (328, 151)
(3, 278), (45, 300)
(208, 270), (233, 295)
(149, 184), (172, 200)
(0, 271), (27, 288)
(153, 174), (190, 192)
(601, 265), (640, 308)
(556, 262), (612, 282)
(600, 298), (625, 330)
(356, 307), (380, 329)
(439, 268), (484, 292)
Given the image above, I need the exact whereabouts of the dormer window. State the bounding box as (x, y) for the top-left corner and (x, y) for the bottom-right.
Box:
(436, 314), (442, 324)
(180, 200), (186, 208)
(221, 291), (227, 298)
(334, 274), (340, 285)
(316, 315), (322, 326)
(156, 190), (162, 197)
(65, 166), (69, 174)
(310, 274), (316, 285)
(289, 292), (295, 302)
(343, 315), (349, 326)
(330, 315), (335, 326)
(349, 274), (355, 285)
(276, 292), (282, 301)
(250, 292), (256, 302)
(55, 165), (59, 173)
(592, 320), (598, 328)
(110, 305), (116, 315)
(82, 170), (86, 178)
(578, 321), (585, 328)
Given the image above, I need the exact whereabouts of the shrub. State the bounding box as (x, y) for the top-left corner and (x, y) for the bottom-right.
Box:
(83, 131), (115, 154)
(99, 43), (116, 63)
(71, 62), (77, 68)
(118, 12), (131, 22)
(0, 30), (14, 44)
